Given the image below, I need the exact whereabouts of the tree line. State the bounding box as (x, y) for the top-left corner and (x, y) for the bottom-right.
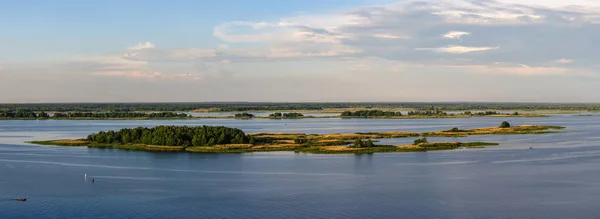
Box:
(4, 102), (600, 113)
(407, 111), (447, 116)
(269, 112), (304, 118)
(341, 110), (403, 117)
(471, 111), (499, 115)
(341, 110), (451, 117)
(87, 125), (251, 146)
(234, 113), (255, 118)
(0, 111), (47, 119)
(53, 112), (188, 119)
(1, 111), (188, 119)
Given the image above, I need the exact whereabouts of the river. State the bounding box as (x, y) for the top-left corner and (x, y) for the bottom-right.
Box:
(1, 115), (600, 218)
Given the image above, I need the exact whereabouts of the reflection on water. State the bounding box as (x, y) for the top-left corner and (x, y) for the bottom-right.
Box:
(1, 116), (600, 219)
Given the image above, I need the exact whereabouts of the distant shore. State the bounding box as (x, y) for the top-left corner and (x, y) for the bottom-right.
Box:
(1, 111), (549, 120)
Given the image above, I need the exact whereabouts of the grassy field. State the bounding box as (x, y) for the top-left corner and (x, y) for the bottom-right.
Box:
(422, 125), (565, 137)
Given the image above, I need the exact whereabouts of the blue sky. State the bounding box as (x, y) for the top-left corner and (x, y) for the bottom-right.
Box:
(1, 0), (388, 60)
(2, 0), (600, 102)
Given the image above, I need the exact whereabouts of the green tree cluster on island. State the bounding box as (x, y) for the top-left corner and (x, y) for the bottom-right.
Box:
(499, 121), (511, 128)
(87, 126), (251, 146)
(352, 139), (375, 148)
(269, 112), (304, 118)
(407, 111), (447, 116)
(413, 137), (428, 145)
(341, 110), (403, 117)
(234, 113), (255, 118)
(475, 111), (500, 116)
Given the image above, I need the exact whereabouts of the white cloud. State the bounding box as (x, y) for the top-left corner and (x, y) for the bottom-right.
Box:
(117, 0), (600, 74)
(21, 0), (593, 86)
(0, 56), (149, 79)
(554, 58), (574, 64)
(417, 46), (499, 54)
(6, 0), (600, 103)
(443, 64), (571, 76)
(123, 48), (216, 62)
(128, 42), (155, 50)
(372, 34), (409, 39)
(93, 71), (203, 81)
(498, 0), (600, 7)
(429, 0), (545, 25)
(443, 31), (470, 39)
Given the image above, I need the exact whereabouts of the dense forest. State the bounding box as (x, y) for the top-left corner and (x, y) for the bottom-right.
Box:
(463, 111), (516, 116)
(234, 113), (255, 118)
(87, 126), (251, 146)
(477, 111), (498, 115)
(1, 111), (187, 119)
(0, 111), (47, 119)
(2, 102), (600, 112)
(341, 110), (403, 117)
(407, 111), (447, 116)
(269, 112), (304, 118)
(53, 112), (188, 119)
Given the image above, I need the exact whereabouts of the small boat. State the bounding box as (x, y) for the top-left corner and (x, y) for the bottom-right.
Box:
(529, 147), (534, 150)
(16, 198), (26, 201)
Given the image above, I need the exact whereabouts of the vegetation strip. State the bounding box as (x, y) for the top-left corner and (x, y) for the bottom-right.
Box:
(3, 102), (600, 113)
(1, 110), (545, 120)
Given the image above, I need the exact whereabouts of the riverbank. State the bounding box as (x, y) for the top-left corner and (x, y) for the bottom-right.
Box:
(1, 113), (548, 120)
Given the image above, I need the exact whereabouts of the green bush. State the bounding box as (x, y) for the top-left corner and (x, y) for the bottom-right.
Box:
(294, 138), (308, 144)
(413, 137), (428, 145)
(365, 139), (375, 148)
(500, 121), (511, 128)
(353, 139), (364, 148)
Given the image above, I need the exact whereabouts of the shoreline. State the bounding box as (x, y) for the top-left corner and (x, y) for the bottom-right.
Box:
(1, 113), (550, 121)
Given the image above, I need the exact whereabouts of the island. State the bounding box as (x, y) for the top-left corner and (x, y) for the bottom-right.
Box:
(29, 122), (565, 154)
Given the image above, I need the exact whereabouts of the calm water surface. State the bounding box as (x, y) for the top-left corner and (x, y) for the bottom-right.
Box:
(1, 116), (600, 218)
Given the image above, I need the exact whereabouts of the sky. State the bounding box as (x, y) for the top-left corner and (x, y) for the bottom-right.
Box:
(1, 0), (600, 103)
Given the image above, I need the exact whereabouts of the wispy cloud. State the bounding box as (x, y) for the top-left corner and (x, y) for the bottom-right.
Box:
(416, 46), (499, 54)
(372, 34), (410, 39)
(443, 31), (470, 39)
(554, 58), (574, 64)
(93, 71), (203, 81)
(443, 64), (571, 76)
(4, 0), (600, 102)
(116, 0), (600, 76)
(127, 42), (155, 50)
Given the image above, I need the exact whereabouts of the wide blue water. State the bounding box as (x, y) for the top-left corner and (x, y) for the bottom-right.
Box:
(1, 116), (600, 218)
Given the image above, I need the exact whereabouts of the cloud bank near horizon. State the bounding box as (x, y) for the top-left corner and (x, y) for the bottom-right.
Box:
(1, 0), (600, 102)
